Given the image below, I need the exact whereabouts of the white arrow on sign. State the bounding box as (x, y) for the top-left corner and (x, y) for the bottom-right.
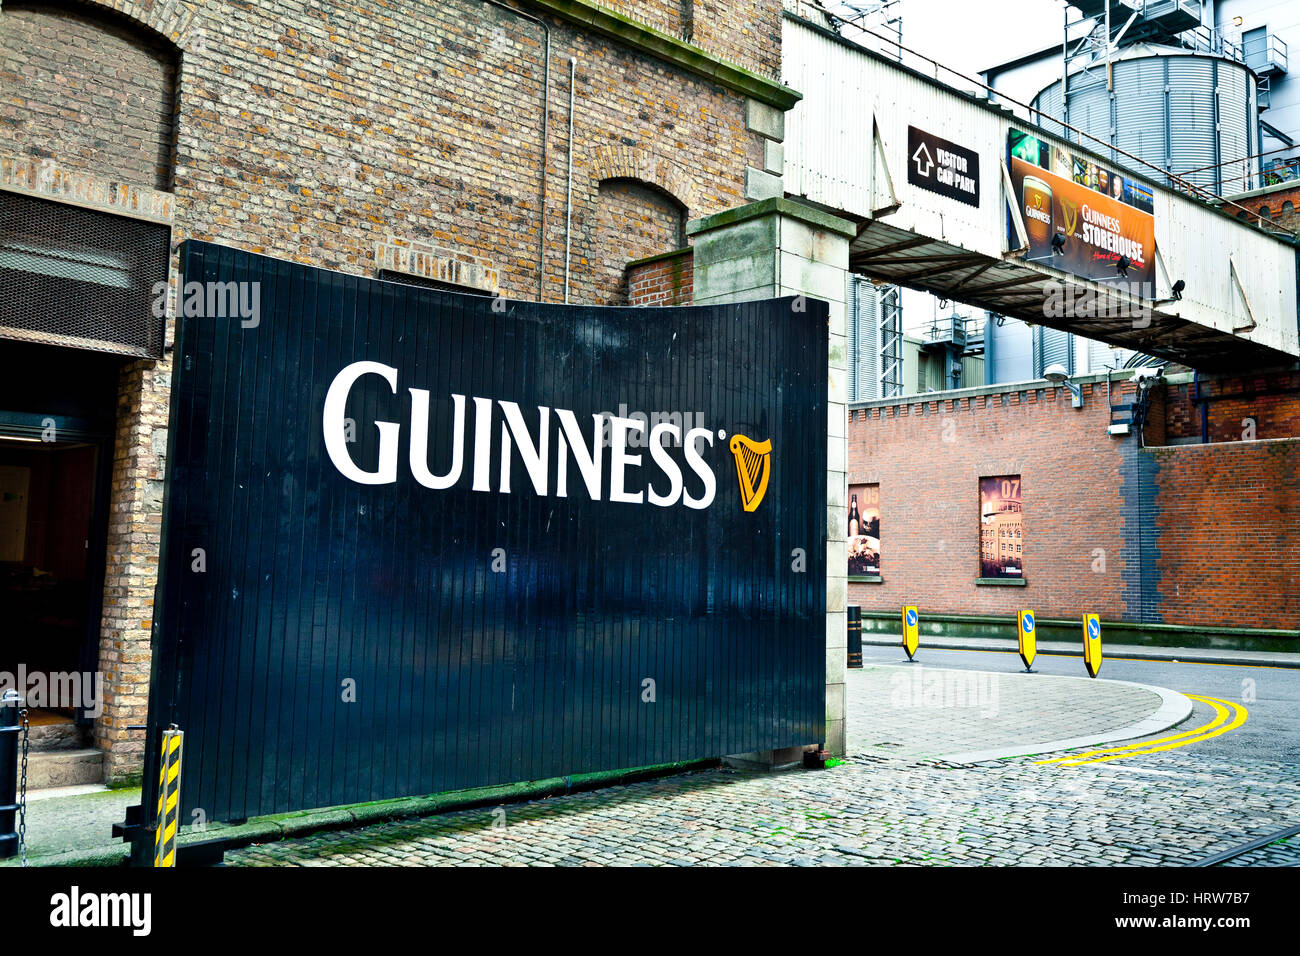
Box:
(912, 142), (934, 178)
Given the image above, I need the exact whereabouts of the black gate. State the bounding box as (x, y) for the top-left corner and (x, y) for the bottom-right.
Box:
(144, 240), (827, 824)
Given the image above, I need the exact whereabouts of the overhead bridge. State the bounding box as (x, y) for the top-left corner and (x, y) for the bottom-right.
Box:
(783, 13), (1299, 371)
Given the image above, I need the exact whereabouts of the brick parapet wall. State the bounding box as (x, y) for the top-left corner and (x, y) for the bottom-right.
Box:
(627, 248), (693, 305)
(1231, 183), (1300, 234)
(847, 379), (1134, 622)
(1164, 369), (1300, 444)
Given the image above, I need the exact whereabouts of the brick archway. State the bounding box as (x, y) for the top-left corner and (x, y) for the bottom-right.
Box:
(588, 144), (696, 217)
(76, 0), (197, 50)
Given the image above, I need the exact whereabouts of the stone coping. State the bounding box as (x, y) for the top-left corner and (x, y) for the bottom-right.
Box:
(686, 197), (857, 239)
(528, 0), (801, 109)
(848, 368), (1137, 410)
(626, 246), (693, 268)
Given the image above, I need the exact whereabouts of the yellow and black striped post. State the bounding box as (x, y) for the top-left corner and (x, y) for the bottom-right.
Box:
(153, 726), (183, 868)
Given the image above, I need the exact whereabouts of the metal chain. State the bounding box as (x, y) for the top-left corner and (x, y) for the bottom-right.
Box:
(18, 707), (28, 867)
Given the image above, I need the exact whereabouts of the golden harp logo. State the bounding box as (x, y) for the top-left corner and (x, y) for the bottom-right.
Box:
(729, 434), (772, 512)
(1060, 197), (1080, 236)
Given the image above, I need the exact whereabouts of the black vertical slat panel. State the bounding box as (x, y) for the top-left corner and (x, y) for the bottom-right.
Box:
(300, 261), (331, 814)
(270, 253), (303, 814)
(207, 243), (242, 818)
(458, 289), (478, 793)
(151, 242), (827, 822)
(400, 280), (425, 801)
(327, 266), (356, 811)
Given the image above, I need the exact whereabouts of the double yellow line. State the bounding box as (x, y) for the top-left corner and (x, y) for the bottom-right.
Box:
(1035, 695), (1248, 767)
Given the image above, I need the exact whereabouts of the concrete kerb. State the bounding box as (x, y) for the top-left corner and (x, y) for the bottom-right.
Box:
(862, 635), (1300, 669)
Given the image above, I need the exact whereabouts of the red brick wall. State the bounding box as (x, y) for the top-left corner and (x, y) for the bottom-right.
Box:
(848, 374), (1300, 631)
(1149, 440), (1300, 628)
(627, 247), (693, 305)
(1164, 370), (1300, 443)
(1234, 184), (1300, 233)
(846, 380), (1134, 622)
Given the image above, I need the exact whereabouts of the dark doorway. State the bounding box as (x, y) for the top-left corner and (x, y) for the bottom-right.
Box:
(0, 340), (121, 724)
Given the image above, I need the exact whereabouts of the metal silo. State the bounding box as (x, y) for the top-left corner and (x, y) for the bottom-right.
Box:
(1031, 45), (1259, 196)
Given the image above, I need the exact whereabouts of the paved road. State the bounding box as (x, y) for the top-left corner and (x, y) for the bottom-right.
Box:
(228, 655), (1299, 867)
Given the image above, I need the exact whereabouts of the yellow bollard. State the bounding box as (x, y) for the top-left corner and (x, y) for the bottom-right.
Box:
(901, 606), (919, 661)
(1017, 609), (1037, 672)
(1083, 613), (1103, 678)
(153, 726), (183, 868)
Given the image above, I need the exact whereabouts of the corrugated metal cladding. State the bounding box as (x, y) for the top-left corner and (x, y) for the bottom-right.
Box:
(1034, 53), (1259, 195)
(1034, 326), (1073, 377)
(147, 242), (827, 822)
(848, 277), (879, 401)
(784, 17), (874, 218)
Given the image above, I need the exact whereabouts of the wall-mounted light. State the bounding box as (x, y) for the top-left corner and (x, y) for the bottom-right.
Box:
(1115, 255), (1131, 278)
(1171, 279), (1185, 301)
(1044, 362), (1084, 409)
(1051, 232), (1067, 255)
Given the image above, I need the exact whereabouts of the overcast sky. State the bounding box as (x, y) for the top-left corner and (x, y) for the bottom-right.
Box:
(828, 0), (1067, 86)
(900, 0), (1066, 77)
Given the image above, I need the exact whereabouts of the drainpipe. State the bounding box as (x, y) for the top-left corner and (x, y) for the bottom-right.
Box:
(564, 57), (576, 304)
(1194, 370), (1208, 444)
(481, 0), (549, 303)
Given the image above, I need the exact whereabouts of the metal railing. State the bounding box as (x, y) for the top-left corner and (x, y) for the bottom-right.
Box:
(1244, 32), (1288, 75)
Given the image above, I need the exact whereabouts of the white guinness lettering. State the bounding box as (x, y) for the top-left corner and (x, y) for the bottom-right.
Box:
(322, 362), (718, 509)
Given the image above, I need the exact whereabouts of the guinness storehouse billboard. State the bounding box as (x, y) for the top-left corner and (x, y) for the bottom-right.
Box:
(145, 241), (827, 822)
(1008, 129), (1156, 288)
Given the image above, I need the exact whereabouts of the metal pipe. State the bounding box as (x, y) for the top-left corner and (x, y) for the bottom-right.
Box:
(1195, 370), (1208, 443)
(564, 56), (576, 304)
(481, 0), (550, 303)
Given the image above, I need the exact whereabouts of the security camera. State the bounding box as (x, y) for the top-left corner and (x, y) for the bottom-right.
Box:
(1130, 366), (1161, 388)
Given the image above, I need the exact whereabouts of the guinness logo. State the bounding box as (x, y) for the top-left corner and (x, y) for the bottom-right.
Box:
(1060, 198), (1079, 236)
(730, 434), (772, 512)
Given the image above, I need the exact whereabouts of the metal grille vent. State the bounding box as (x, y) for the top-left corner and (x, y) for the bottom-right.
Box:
(376, 269), (491, 297)
(0, 190), (169, 358)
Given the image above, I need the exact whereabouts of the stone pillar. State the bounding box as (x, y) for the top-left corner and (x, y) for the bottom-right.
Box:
(687, 197), (853, 764)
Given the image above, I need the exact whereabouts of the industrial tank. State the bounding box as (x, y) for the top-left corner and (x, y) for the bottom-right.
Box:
(1031, 45), (1260, 196)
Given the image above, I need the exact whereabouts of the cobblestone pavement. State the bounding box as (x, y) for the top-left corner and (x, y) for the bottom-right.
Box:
(228, 747), (1298, 866)
(228, 667), (1296, 867)
(845, 664), (1164, 759)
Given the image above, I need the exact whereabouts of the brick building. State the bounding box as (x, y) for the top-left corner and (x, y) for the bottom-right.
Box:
(0, 0), (797, 784)
(847, 368), (1300, 645)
